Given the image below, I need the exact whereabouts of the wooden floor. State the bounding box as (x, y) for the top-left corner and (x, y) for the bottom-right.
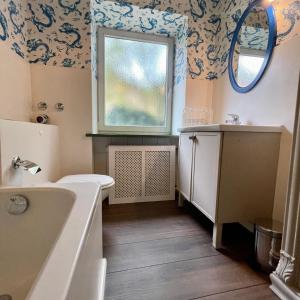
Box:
(103, 200), (279, 300)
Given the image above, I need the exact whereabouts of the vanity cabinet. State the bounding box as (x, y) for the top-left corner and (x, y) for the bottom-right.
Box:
(178, 133), (194, 200)
(178, 125), (282, 249)
(192, 133), (221, 221)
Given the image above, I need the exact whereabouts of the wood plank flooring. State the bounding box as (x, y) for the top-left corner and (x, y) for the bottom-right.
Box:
(103, 200), (279, 300)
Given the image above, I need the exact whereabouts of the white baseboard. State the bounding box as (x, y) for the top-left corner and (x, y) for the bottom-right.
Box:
(270, 273), (300, 300)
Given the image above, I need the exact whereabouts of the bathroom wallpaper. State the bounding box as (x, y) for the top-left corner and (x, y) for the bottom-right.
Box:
(0, 0), (27, 58)
(26, 0), (91, 68)
(0, 0), (299, 79)
(0, 0), (91, 67)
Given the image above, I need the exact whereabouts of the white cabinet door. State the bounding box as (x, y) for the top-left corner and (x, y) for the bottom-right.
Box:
(178, 133), (194, 201)
(192, 133), (221, 221)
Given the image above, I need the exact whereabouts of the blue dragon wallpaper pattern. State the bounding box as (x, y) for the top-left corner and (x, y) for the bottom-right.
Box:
(0, 0), (299, 80)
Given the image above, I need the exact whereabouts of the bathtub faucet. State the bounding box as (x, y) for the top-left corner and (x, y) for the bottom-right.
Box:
(12, 156), (42, 175)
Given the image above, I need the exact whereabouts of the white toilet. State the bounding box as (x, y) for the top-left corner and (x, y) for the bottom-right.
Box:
(57, 174), (115, 201)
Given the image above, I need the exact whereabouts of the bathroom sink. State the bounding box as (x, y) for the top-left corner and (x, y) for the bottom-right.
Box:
(179, 124), (283, 133)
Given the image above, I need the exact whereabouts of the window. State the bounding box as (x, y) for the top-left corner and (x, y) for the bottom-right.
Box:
(97, 29), (174, 134)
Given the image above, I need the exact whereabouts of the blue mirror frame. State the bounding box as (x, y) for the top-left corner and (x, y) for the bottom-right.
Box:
(228, 0), (277, 93)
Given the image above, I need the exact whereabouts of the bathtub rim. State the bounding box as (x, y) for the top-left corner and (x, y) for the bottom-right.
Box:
(1, 182), (102, 300)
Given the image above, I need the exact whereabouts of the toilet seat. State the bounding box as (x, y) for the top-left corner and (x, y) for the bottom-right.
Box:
(57, 174), (115, 201)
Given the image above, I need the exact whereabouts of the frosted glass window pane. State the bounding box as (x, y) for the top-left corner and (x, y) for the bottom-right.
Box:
(104, 36), (168, 127)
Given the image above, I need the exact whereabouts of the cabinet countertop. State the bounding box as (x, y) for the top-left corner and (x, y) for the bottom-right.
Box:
(179, 124), (283, 133)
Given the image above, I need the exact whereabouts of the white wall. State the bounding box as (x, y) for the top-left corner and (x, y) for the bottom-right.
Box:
(172, 79), (187, 134)
(186, 78), (213, 110)
(185, 78), (214, 125)
(0, 119), (60, 186)
(31, 65), (93, 176)
(212, 36), (300, 222)
(0, 54), (93, 178)
(0, 44), (32, 122)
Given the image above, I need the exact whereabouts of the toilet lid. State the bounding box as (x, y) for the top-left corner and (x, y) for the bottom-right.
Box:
(57, 174), (115, 190)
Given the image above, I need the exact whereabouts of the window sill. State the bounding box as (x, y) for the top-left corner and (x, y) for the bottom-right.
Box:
(86, 133), (179, 138)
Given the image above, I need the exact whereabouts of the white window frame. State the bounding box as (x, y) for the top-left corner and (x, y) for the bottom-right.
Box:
(97, 28), (174, 135)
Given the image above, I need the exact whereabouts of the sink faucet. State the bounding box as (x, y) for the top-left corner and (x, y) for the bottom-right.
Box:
(225, 114), (241, 125)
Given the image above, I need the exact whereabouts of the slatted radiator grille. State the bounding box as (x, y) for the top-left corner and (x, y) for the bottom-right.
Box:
(109, 146), (176, 204)
(145, 151), (170, 197)
(115, 151), (143, 198)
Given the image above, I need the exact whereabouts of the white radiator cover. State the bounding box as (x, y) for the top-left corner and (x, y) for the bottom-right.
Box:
(108, 146), (176, 204)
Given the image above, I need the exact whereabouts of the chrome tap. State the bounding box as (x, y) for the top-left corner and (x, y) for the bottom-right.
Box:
(12, 156), (42, 175)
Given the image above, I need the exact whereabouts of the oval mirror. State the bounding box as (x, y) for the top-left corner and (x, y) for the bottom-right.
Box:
(228, 0), (277, 93)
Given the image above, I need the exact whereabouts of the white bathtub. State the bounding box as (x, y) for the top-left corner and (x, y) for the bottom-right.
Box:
(0, 182), (106, 300)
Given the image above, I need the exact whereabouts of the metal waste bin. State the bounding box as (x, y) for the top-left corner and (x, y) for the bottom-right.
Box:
(255, 219), (283, 273)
